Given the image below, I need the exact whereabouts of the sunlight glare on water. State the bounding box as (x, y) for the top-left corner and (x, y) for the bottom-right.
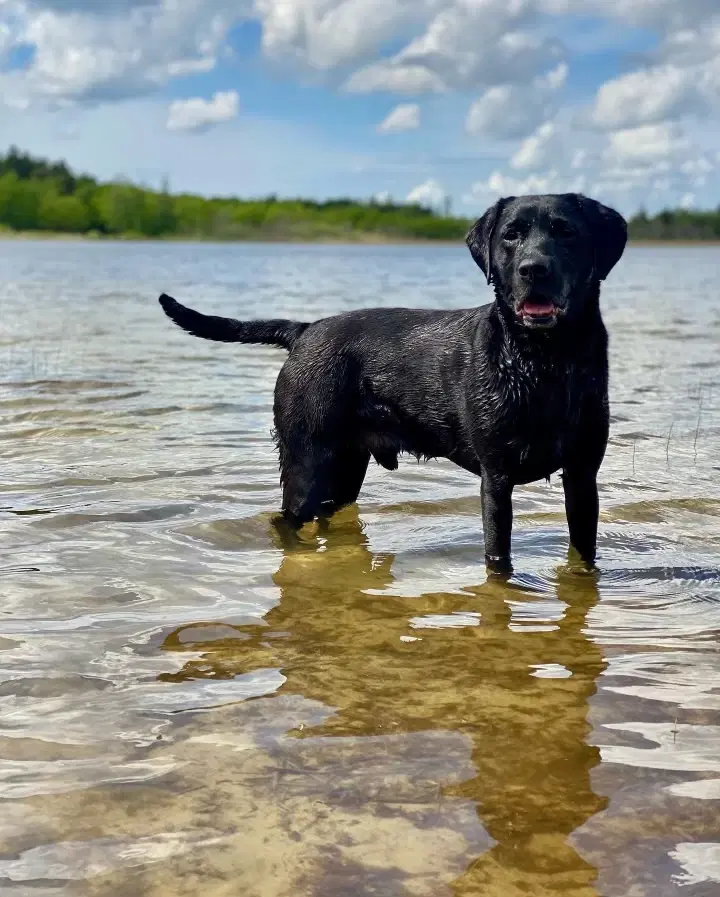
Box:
(0, 240), (719, 896)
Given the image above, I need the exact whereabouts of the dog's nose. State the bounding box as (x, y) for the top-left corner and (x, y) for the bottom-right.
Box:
(518, 258), (551, 281)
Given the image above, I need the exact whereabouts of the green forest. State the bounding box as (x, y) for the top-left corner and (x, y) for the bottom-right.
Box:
(0, 147), (718, 242)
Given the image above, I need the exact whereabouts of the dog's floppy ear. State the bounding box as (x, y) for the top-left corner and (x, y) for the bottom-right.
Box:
(574, 194), (628, 281)
(466, 197), (512, 284)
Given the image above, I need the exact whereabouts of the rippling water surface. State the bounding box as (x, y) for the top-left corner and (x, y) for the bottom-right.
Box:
(1, 239), (719, 896)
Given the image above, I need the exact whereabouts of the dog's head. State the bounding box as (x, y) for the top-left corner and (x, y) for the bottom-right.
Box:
(466, 193), (627, 330)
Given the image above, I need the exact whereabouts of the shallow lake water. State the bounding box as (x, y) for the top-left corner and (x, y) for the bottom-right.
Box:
(0, 239), (719, 896)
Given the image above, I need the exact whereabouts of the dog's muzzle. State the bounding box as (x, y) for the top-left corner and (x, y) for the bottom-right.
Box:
(515, 296), (563, 329)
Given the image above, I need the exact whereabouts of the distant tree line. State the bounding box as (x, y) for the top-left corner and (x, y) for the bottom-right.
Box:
(0, 147), (718, 242)
(626, 207), (720, 241)
(0, 147), (466, 241)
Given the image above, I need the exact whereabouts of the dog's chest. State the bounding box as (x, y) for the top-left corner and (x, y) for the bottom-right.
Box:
(493, 358), (579, 479)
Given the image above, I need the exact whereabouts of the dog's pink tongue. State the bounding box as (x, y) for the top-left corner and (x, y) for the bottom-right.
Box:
(523, 300), (555, 316)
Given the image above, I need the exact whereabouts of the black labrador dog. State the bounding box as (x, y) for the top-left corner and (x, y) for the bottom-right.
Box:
(159, 192), (627, 573)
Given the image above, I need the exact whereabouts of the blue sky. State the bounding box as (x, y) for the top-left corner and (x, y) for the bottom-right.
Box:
(1, 0), (719, 215)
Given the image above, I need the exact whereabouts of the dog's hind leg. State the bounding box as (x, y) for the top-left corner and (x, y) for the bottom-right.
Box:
(323, 446), (370, 513)
(278, 443), (370, 527)
(278, 446), (332, 528)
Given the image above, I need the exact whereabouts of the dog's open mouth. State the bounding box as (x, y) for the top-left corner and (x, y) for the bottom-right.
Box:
(516, 299), (560, 328)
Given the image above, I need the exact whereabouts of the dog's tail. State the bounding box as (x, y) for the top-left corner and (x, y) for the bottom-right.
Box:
(158, 294), (310, 351)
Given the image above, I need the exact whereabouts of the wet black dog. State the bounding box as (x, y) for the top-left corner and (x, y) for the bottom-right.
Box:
(159, 192), (627, 573)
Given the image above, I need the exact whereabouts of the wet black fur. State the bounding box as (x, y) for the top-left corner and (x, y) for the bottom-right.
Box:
(158, 192), (627, 573)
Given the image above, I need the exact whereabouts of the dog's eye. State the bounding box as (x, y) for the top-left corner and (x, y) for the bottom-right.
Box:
(502, 228), (521, 242)
(551, 220), (576, 239)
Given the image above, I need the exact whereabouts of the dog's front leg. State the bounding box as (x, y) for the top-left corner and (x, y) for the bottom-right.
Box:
(562, 464), (599, 568)
(480, 469), (513, 574)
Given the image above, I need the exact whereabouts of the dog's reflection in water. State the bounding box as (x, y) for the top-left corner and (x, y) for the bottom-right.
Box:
(161, 509), (607, 896)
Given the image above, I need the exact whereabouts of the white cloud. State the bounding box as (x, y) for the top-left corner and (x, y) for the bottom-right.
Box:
(604, 122), (690, 166)
(166, 89), (239, 132)
(255, 0), (432, 71)
(377, 102), (420, 133)
(571, 148), (588, 169)
(465, 59), (567, 141)
(25, 1), (162, 11)
(510, 121), (559, 169)
(402, 11), (561, 87)
(585, 10), (720, 138)
(591, 65), (712, 131)
(464, 169), (587, 207)
(406, 178), (445, 207)
(536, 61), (568, 90)
(463, 97), (720, 216)
(656, 22), (720, 67)
(344, 62), (444, 94)
(4, 0), (719, 113)
(344, 3), (564, 95)
(250, 0), (720, 85)
(594, 0), (719, 31)
(466, 85), (547, 140)
(679, 155), (714, 185)
(0, 0), (248, 106)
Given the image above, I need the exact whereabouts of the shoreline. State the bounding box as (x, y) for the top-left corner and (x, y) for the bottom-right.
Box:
(0, 230), (460, 246)
(1, 230), (719, 248)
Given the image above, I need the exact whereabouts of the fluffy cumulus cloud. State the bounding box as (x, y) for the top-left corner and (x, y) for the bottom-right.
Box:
(167, 89), (239, 132)
(1, 0), (720, 211)
(510, 122), (560, 170)
(464, 170), (588, 211)
(466, 85), (544, 141)
(344, 63), (445, 95)
(406, 178), (446, 207)
(460, 2), (720, 211)
(604, 122), (689, 166)
(344, 3), (563, 96)
(590, 65), (715, 131)
(465, 64), (568, 140)
(255, 0), (426, 72)
(377, 102), (420, 134)
(23, 1), (162, 10)
(0, 0), (248, 106)
(466, 121), (719, 215)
